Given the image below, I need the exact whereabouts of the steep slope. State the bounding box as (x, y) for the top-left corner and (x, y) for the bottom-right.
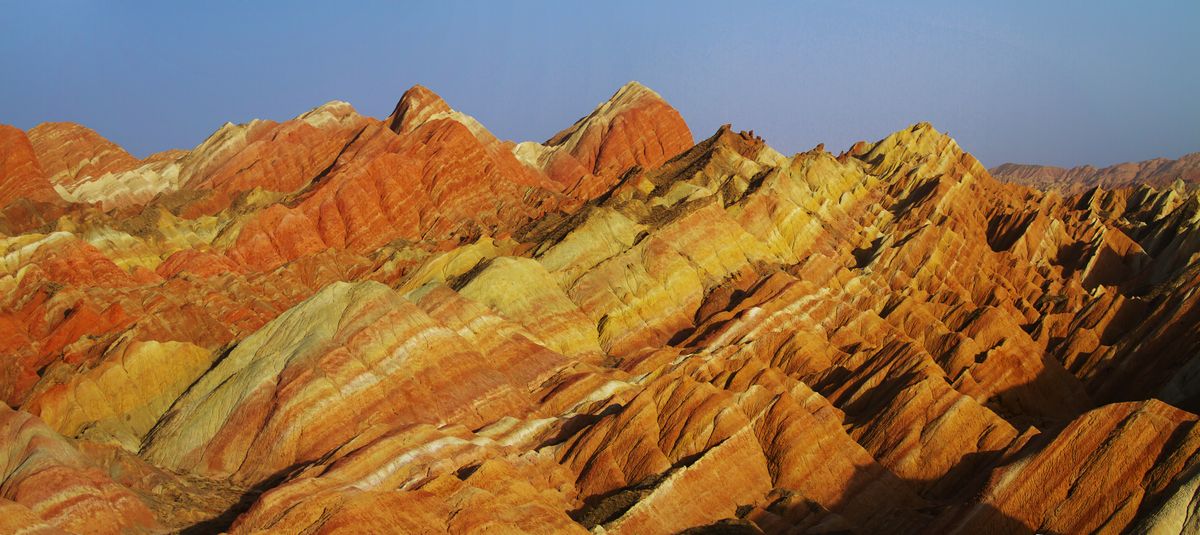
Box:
(0, 85), (1198, 534)
(26, 122), (141, 189)
(933, 400), (1200, 534)
(225, 88), (566, 271)
(0, 125), (59, 208)
(0, 405), (157, 534)
(514, 81), (695, 199)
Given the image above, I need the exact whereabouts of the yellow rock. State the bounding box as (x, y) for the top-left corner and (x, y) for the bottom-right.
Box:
(459, 256), (602, 358)
(27, 340), (213, 450)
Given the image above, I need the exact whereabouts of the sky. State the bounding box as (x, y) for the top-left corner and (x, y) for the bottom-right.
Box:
(1, 1), (1197, 168)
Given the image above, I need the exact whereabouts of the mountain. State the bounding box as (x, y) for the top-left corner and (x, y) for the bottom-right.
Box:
(992, 152), (1200, 193)
(515, 81), (694, 199)
(1, 84), (1199, 534)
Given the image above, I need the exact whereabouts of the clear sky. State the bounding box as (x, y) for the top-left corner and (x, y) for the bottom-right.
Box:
(1, 1), (1197, 167)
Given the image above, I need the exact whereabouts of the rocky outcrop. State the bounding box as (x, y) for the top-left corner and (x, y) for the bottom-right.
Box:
(26, 122), (140, 189)
(0, 125), (58, 208)
(934, 400), (1200, 534)
(515, 81), (694, 199)
(1, 85), (1198, 534)
(0, 406), (157, 534)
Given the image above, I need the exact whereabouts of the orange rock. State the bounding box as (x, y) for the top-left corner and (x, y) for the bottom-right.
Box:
(227, 88), (568, 271)
(518, 81), (695, 200)
(0, 406), (157, 534)
(935, 400), (1200, 534)
(26, 122), (140, 189)
(2, 87), (1200, 534)
(0, 125), (58, 207)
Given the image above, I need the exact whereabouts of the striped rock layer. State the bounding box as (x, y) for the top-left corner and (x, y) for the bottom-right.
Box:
(0, 83), (1198, 534)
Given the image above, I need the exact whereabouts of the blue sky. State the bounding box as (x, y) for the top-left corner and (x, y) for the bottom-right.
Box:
(1, 1), (1196, 167)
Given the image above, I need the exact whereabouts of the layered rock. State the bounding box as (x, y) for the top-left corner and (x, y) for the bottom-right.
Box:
(514, 81), (695, 199)
(0, 406), (157, 534)
(140, 281), (571, 486)
(0, 125), (59, 208)
(0, 84), (1198, 534)
(24, 340), (214, 450)
(933, 400), (1200, 534)
(26, 122), (140, 189)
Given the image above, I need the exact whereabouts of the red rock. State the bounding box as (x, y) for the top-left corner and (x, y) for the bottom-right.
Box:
(0, 125), (58, 207)
(176, 103), (370, 217)
(26, 122), (140, 188)
(1, 87), (1199, 534)
(0, 406), (157, 534)
(226, 88), (568, 271)
(516, 81), (694, 199)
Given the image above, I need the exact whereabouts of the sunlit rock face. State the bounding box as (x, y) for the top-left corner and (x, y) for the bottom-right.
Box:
(1, 83), (1199, 534)
(514, 81), (695, 200)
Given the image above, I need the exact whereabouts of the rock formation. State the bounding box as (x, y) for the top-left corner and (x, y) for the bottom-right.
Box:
(0, 82), (1198, 534)
(992, 152), (1200, 193)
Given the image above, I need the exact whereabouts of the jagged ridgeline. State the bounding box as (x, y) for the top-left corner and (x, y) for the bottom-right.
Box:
(1, 82), (1199, 534)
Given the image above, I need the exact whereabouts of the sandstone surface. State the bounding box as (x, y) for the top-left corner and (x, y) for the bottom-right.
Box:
(0, 83), (1198, 533)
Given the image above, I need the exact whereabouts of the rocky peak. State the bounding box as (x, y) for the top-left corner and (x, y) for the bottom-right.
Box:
(26, 122), (140, 188)
(544, 80), (682, 151)
(2, 83), (1200, 535)
(520, 81), (693, 199)
(298, 100), (362, 129)
(386, 84), (497, 145)
(0, 125), (57, 207)
(386, 84), (453, 134)
(850, 121), (988, 184)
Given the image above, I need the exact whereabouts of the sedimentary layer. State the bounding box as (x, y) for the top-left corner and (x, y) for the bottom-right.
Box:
(0, 83), (1198, 534)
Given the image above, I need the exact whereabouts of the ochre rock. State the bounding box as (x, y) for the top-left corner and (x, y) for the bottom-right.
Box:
(934, 400), (1200, 534)
(26, 122), (140, 189)
(458, 256), (603, 359)
(0, 406), (156, 534)
(140, 281), (570, 486)
(515, 81), (695, 199)
(0, 125), (59, 207)
(0, 86), (1198, 533)
(24, 340), (213, 450)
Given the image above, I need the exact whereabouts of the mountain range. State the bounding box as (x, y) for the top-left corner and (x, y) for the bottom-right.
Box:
(1, 82), (1199, 534)
(992, 153), (1200, 193)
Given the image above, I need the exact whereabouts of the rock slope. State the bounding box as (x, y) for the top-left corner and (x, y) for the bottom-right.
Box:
(0, 83), (1198, 534)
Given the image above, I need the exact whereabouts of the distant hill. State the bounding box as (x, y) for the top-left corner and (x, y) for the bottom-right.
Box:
(991, 152), (1200, 193)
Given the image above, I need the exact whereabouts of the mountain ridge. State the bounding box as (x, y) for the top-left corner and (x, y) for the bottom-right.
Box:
(0, 83), (1198, 534)
(991, 151), (1200, 193)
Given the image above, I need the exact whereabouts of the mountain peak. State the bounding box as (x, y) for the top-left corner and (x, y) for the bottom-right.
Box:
(546, 82), (672, 147)
(0, 125), (58, 207)
(516, 81), (692, 199)
(706, 124), (768, 158)
(26, 122), (139, 188)
(611, 80), (661, 103)
(387, 85), (453, 134)
(7, 82), (1200, 535)
(546, 82), (689, 153)
(619, 80), (651, 91)
(385, 84), (497, 146)
(298, 100), (362, 129)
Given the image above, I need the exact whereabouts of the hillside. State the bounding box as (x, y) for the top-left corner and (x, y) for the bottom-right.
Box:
(1, 83), (1199, 534)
